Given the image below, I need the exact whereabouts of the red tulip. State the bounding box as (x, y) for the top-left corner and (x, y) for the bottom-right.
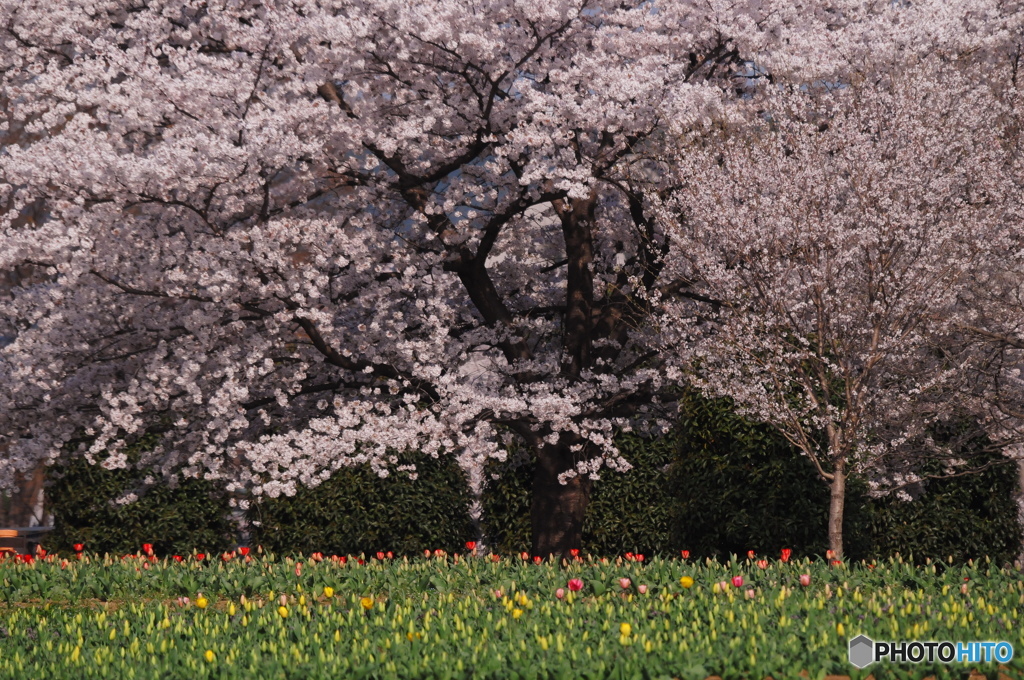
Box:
(311, 552), (324, 562)
(295, 563), (302, 576)
(490, 554), (500, 563)
(830, 559), (842, 566)
(780, 548), (792, 563)
(825, 549), (835, 559)
(195, 553), (206, 561)
(625, 552), (634, 561)
(221, 552), (233, 562)
(747, 550), (755, 559)
(376, 551), (385, 560)
(567, 578), (584, 592)
(142, 543), (154, 556)
(465, 541), (476, 551)
(238, 547), (250, 557)
(73, 543), (84, 552)
(636, 554), (644, 562)
(756, 559), (768, 569)
(386, 551), (393, 559)
(532, 555), (542, 565)
(569, 549), (580, 558)
(173, 555), (183, 562)
(731, 576), (744, 587)
(680, 550), (690, 559)
(357, 558), (365, 565)
(520, 551), (529, 560)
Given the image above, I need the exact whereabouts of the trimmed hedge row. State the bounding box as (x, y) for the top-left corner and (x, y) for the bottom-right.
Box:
(44, 396), (1023, 564)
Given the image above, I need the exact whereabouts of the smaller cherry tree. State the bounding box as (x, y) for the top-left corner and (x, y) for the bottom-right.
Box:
(660, 63), (1019, 557)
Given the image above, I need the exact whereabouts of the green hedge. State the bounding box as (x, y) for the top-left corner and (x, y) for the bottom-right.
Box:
(481, 392), (1023, 564)
(45, 397), (1022, 563)
(46, 436), (235, 557)
(247, 452), (473, 556)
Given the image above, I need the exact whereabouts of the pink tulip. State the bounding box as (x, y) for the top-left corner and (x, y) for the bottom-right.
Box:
(960, 583), (969, 594)
(567, 579), (584, 592)
(731, 576), (743, 587)
(756, 559), (768, 569)
(717, 580), (729, 591)
(493, 589), (504, 599)
(637, 584), (648, 595)
(619, 578), (631, 590)
(745, 589), (755, 599)
(555, 588), (566, 600)
(799, 574), (811, 587)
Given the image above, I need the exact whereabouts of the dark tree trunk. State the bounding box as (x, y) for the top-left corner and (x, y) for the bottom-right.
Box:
(530, 443), (592, 559)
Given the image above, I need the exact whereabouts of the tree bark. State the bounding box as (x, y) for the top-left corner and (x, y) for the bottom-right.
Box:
(531, 443), (592, 559)
(828, 459), (846, 558)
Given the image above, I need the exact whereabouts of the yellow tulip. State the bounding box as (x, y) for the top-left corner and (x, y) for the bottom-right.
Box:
(323, 587), (334, 599)
(679, 576), (694, 589)
(837, 623), (845, 636)
(204, 650), (215, 663)
(278, 606), (289, 619)
(619, 622), (632, 636)
(360, 597), (374, 610)
(228, 603), (236, 617)
(195, 596), (208, 610)
(512, 608), (523, 619)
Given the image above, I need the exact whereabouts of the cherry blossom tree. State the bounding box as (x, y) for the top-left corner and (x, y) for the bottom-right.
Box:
(0, 0), (797, 556)
(660, 54), (1024, 557)
(0, 0), (1014, 557)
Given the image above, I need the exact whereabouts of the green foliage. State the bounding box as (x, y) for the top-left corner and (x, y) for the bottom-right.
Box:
(668, 390), (874, 561)
(481, 433), (677, 556)
(865, 452), (1022, 566)
(248, 453), (474, 556)
(47, 436), (235, 557)
(483, 392), (1022, 564)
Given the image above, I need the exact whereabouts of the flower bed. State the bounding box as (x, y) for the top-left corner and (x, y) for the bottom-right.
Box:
(0, 549), (1021, 679)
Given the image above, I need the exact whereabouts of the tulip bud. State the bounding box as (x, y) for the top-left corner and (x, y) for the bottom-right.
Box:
(745, 589), (755, 599)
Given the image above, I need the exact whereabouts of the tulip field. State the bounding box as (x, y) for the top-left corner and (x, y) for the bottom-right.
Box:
(0, 550), (1022, 679)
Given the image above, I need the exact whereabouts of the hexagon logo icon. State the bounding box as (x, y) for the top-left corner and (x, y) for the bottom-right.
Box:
(848, 635), (875, 669)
